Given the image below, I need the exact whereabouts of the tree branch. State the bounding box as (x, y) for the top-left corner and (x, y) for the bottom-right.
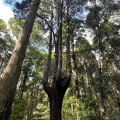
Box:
(36, 13), (56, 45)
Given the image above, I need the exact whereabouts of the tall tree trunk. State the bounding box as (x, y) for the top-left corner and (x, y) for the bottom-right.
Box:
(0, 0), (40, 119)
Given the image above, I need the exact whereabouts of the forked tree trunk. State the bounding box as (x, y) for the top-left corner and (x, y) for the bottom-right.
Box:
(43, 1), (71, 120)
(0, 0), (40, 119)
(44, 77), (70, 120)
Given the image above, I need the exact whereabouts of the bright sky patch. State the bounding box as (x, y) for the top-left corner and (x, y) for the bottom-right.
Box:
(0, 0), (14, 23)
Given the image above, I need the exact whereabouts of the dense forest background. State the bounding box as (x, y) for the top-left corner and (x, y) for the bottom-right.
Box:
(0, 0), (120, 120)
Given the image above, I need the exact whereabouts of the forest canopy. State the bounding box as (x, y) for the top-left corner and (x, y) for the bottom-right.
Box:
(0, 0), (120, 120)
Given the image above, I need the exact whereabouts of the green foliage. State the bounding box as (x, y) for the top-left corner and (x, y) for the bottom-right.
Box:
(86, 6), (102, 29)
(0, 19), (7, 33)
(33, 99), (49, 120)
(62, 88), (79, 120)
(0, 19), (15, 75)
(10, 98), (28, 120)
(8, 18), (24, 38)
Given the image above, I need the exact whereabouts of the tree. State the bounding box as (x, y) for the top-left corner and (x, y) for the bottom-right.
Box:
(86, 0), (120, 119)
(41, 0), (71, 119)
(0, 0), (41, 119)
(39, 0), (87, 119)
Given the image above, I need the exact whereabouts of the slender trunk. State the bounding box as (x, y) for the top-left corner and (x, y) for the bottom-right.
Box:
(54, 11), (59, 79)
(43, 11), (53, 85)
(57, 1), (63, 79)
(0, 60), (4, 75)
(98, 39), (105, 120)
(0, 0), (40, 119)
(66, 0), (71, 75)
(20, 71), (28, 99)
(27, 86), (35, 120)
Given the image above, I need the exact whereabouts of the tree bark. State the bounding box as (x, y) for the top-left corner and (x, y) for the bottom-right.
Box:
(57, 0), (63, 80)
(98, 39), (105, 120)
(0, 0), (40, 119)
(44, 77), (71, 120)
